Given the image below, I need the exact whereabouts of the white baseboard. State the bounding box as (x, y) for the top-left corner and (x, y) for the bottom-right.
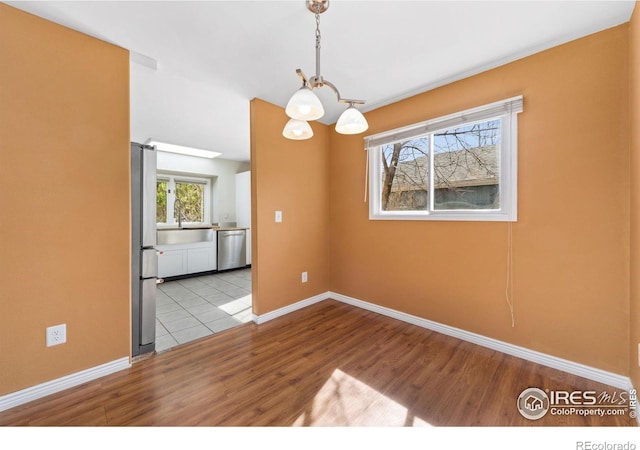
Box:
(0, 356), (130, 413)
(252, 292), (327, 324)
(326, 291), (633, 391)
(253, 290), (632, 390)
(2, 292), (634, 415)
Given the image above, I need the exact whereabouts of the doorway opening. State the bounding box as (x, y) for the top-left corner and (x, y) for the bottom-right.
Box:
(154, 268), (252, 352)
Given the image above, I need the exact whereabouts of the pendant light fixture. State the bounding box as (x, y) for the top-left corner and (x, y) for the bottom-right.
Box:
(282, 0), (368, 140)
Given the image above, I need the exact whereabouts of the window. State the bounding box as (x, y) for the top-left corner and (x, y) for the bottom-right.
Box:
(175, 181), (205, 223)
(156, 174), (211, 226)
(156, 180), (167, 223)
(367, 96), (522, 221)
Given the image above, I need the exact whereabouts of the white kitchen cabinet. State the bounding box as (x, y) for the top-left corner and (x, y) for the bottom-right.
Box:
(187, 245), (216, 273)
(157, 240), (217, 278)
(157, 248), (187, 278)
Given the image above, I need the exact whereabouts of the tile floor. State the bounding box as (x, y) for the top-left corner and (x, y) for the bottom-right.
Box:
(155, 268), (252, 353)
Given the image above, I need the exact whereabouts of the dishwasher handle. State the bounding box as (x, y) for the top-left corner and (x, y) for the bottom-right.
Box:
(220, 231), (245, 237)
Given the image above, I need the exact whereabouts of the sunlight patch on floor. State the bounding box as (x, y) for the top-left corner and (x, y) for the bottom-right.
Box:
(293, 369), (431, 426)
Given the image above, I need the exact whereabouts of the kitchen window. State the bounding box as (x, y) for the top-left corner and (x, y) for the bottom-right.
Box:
(157, 174), (211, 226)
(156, 180), (168, 223)
(367, 96), (522, 221)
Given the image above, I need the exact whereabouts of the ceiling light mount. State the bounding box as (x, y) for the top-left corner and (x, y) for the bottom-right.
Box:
(306, 0), (329, 15)
(283, 0), (368, 140)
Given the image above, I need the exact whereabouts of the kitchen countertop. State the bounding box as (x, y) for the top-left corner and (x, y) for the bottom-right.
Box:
(157, 226), (249, 231)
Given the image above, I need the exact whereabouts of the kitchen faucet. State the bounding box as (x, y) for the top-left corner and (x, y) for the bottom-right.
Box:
(174, 198), (183, 228)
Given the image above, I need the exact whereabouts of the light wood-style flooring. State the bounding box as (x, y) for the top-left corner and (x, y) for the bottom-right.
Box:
(0, 300), (635, 426)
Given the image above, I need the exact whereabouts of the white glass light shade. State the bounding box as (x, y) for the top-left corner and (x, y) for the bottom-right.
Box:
(285, 87), (324, 121)
(335, 105), (368, 135)
(282, 119), (314, 140)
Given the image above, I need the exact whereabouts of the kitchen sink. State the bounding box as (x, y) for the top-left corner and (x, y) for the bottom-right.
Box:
(157, 228), (214, 245)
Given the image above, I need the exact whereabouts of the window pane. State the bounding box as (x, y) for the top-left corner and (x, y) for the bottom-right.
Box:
(433, 119), (501, 210)
(156, 180), (167, 223)
(175, 182), (205, 222)
(380, 137), (429, 211)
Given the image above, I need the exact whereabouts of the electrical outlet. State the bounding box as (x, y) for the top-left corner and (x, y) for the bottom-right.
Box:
(275, 211), (282, 223)
(302, 271), (308, 283)
(46, 324), (67, 347)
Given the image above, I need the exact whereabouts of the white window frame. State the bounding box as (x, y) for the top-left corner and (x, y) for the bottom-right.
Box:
(157, 173), (211, 226)
(367, 96), (523, 222)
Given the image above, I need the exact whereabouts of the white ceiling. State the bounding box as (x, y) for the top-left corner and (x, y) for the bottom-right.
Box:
(6, 0), (636, 162)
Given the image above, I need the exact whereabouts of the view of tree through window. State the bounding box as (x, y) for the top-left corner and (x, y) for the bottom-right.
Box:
(381, 137), (430, 211)
(156, 177), (208, 224)
(380, 119), (501, 211)
(156, 180), (167, 223)
(175, 182), (205, 223)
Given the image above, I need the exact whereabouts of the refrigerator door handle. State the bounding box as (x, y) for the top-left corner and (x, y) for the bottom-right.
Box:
(141, 248), (158, 279)
(142, 147), (157, 248)
(140, 278), (157, 346)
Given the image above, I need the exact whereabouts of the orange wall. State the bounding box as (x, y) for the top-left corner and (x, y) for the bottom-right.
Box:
(2, 2), (634, 399)
(329, 26), (630, 374)
(250, 99), (330, 314)
(0, 5), (130, 395)
(630, 1), (640, 389)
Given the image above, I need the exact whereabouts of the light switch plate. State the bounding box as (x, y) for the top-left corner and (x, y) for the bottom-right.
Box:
(275, 211), (282, 223)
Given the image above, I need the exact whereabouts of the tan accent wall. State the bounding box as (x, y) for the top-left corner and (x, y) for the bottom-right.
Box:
(630, 2), (640, 389)
(250, 99), (330, 315)
(0, 4), (130, 395)
(329, 25), (630, 374)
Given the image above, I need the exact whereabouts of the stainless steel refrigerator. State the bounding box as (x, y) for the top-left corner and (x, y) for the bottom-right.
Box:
(131, 142), (158, 357)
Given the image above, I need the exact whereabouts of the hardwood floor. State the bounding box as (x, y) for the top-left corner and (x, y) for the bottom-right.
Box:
(0, 300), (635, 426)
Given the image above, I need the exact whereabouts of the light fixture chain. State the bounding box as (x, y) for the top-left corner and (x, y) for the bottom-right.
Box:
(315, 11), (321, 49)
(315, 10), (321, 83)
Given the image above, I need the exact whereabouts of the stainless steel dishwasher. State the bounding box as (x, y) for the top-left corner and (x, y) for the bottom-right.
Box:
(217, 229), (247, 271)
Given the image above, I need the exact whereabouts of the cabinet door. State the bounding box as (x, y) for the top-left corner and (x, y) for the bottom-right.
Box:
(158, 249), (187, 278)
(235, 171), (251, 227)
(187, 246), (216, 274)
